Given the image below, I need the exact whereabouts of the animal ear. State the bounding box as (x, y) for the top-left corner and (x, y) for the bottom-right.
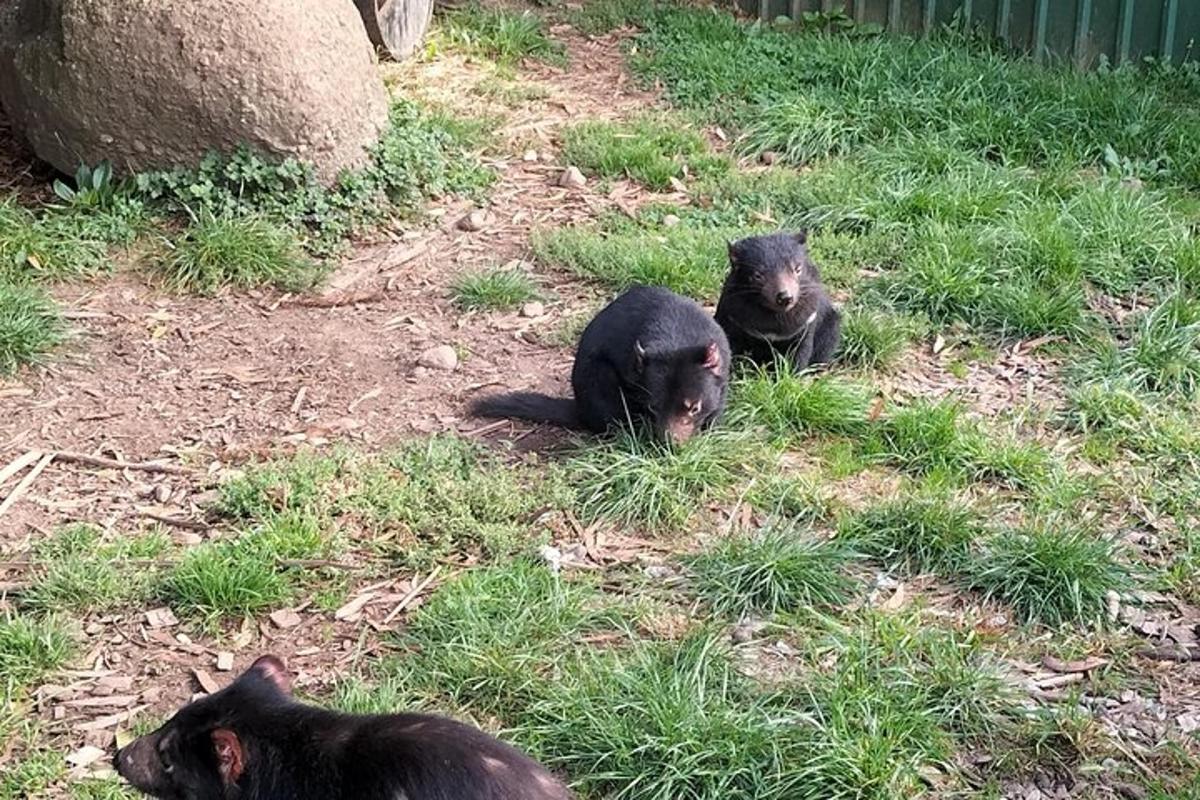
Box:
(246, 655), (292, 695)
(792, 230), (808, 246)
(726, 240), (739, 265)
(633, 339), (647, 372)
(211, 729), (245, 785)
(700, 341), (722, 373)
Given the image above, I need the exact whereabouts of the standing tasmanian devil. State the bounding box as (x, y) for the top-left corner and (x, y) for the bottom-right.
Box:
(114, 655), (573, 800)
(715, 231), (841, 370)
(470, 285), (731, 444)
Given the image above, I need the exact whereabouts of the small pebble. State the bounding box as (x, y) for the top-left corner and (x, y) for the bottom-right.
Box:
(522, 149), (538, 162)
(456, 209), (489, 232)
(662, 213), (681, 228)
(154, 483), (172, 504)
(558, 166), (587, 189)
(760, 150), (779, 165)
(417, 345), (458, 371)
(216, 652), (235, 672)
(521, 301), (545, 318)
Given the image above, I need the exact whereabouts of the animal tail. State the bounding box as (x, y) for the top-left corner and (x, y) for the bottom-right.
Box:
(468, 392), (580, 428)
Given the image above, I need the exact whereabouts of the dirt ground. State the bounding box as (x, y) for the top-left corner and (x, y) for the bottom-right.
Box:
(2, 21), (1197, 798)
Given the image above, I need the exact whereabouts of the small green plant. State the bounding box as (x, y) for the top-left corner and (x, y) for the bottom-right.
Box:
(838, 307), (923, 370)
(561, 116), (729, 190)
(840, 493), (982, 574)
(451, 266), (540, 310)
(52, 162), (116, 209)
(0, 283), (62, 374)
(966, 522), (1130, 626)
(570, 428), (767, 530)
(24, 525), (170, 613)
(1085, 293), (1200, 397)
(152, 212), (320, 295)
(685, 526), (854, 615)
(0, 199), (111, 282)
(731, 363), (874, 439)
(0, 613), (75, 692)
(438, 5), (565, 66)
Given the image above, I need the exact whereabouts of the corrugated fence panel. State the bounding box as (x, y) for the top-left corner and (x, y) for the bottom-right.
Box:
(728, 0), (1197, 66)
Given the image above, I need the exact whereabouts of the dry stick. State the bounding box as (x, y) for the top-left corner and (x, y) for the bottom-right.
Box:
(0, 451), (55, 519)
(137, 509), (211, 532)
(383, 566), (442, 624)
(54, 451), (193, 475)
(0, 449), (42, 489)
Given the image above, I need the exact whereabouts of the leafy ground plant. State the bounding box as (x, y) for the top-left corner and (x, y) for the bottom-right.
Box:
(560, 115), (729, 190)
(451, 266), (540, 310)
(0, 283), (61, 374)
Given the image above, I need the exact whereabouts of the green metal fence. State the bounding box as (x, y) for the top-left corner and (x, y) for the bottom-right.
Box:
(734, 0), (1198, 67)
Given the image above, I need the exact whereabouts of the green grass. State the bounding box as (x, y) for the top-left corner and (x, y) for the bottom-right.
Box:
(560, 115), (729, 190)
(0, 282), (62, 374)
(569, 428), (768, 530)
(438, 4), (565, 66)
(0, 199), (112, 283)
(684, 526), (854, 615)
(23, 525), (170, 613)
(0, 613), (74, 694)
(627, 7), (1200, 187)
(0, 749), (64, 800)
(967, 522), (1130, 626)
(840, 493), (982, 575)
(152, 213), (320, 295)
(451, 266), (540, 310)
(1079, 293), (1200, 398)
(567, 0), (654, 35)
(837, 307), (924, 370)
(731, 364), (874, 439)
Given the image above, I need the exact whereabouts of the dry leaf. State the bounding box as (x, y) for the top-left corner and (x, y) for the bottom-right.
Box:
(192, 668), (220, 694)
(1041, 655), (1108, 674)
(67, 745), (107, 768)
(334, 592), (377, 621)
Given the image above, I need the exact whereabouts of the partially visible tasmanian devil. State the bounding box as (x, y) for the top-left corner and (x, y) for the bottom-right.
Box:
(470, 285), (731, 444)
(715, 231), (841, 371)
(114, 655), (572, 800)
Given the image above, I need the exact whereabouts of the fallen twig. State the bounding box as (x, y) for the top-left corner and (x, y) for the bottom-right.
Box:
(54, 451), (193, 475)
(383, 567), (442, 624)
(288, 290), (383, 308)
(137, 509), (211, 532)
(0, 451), (55, 518)
(1138, 645), (1199, 662)
(0, 450), (41, 489)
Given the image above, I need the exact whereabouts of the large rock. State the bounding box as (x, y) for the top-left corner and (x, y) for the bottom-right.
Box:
(0, 0), (389, 184)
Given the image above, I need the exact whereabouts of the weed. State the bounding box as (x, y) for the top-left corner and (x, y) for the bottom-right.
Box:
(438, 5), (565, 66)
(0, 282), (62, 374)
(840, 493), (982, 575)
(685, 526), (854, 615)
(748, 473), (833, 525)
(67, 777), (141, 800)
(218, 450), (346, 521)
(152, 212), (320, 295)
(23, 525), (170, 613)
(570, 428), (767, 530)
(52, 162), (116, 210)
(1081, 293), (1200, 398)
(451, 266), (539, 310)
(0, 749), (63, 800)
(560, 115), (729, 190)
(0, 613), (74, 693)
(0, 199), (111, 283)
(967, 522), (1130, 626)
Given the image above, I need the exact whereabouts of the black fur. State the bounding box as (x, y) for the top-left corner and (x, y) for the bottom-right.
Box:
(714, 232), (841, 370)
(470, 286), (731, 443)
(114, 656), (572, 800)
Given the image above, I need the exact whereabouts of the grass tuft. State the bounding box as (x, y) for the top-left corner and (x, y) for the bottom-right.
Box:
(837, 307), (923, 370)
(451, 266), (539, 310)
(24, 525), (170, 614)
(685, 526), (854, 615)
(0, 613), (75, 693)
(840, 493), (982, 575)
(438, 5), (565, 66)
(153, 213), (319, 295)
(560, 115), (728, 190)
(967, 522), (1130, 626)
(731, 362), (874, 439)
(0, 283), (62, 374)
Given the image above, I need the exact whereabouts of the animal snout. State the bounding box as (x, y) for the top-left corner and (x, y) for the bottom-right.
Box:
(774, 290), (794, 308)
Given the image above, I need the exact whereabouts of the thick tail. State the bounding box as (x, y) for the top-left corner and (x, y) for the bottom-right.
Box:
(468, 392), (580, 428)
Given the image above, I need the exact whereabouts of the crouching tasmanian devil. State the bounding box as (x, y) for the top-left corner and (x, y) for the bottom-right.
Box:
(715, 231), (841, 371)
(469, 285), (731, 444)
(114, 655), (572, 800)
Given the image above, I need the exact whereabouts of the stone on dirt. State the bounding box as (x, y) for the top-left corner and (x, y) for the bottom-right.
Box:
(0, 0), (388, 184)
(558, 166), (587, 189)
(417, 345), (458, 371)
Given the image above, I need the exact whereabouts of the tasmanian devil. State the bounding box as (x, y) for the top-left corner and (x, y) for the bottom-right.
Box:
(715, 231), (841, 371)
(470, 285), (731, 444)
(114, 655), (572, 800)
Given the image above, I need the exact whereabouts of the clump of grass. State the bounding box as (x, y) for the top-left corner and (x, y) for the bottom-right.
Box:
(568, 0), (654, 35)
(560, 115), (729, 190)
(218, 450), (346, 522)
(345, 436), (574, 565)
(0, 613), (75, 692)
(570, 428), (767, 530)
(0, 199), (111, 283)
(0, 749), (65, 800)
(1082, 294), (1200, 398)
(748, 473), (833, 525)
(731, 362), (874, 439)
(532, 223), (735, 299)
(0, 283), (62, 374)
(685, 526), (854, 616)
(153, 213), (320, 295)
(840, 493), (982, 574)
(451, 266), (539, 310)
(966, 522), (1130, 626)
(345, 561), (618, 718)
(438, 4), (565, 66)
(838, 307), (923, 370)
(23, 524), (171, 614)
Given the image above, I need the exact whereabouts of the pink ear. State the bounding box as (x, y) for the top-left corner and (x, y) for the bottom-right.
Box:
(701, 341), (721, 373)
(248, 655), (292, 695)
(211, 729), (244, 784)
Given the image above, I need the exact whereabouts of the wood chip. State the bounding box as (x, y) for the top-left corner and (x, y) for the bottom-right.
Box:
(75, 705), (147, 732)
(192, 668), (220, 695)
(334, 591), (377, 621)
(61, 695), (139, 708)
(1042, 655), (1108, 674)
(0, 449), (41, 489)
(269, 609), (302, 629)
(144, 607), (179, 629)
(0, 450), (54, 518)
